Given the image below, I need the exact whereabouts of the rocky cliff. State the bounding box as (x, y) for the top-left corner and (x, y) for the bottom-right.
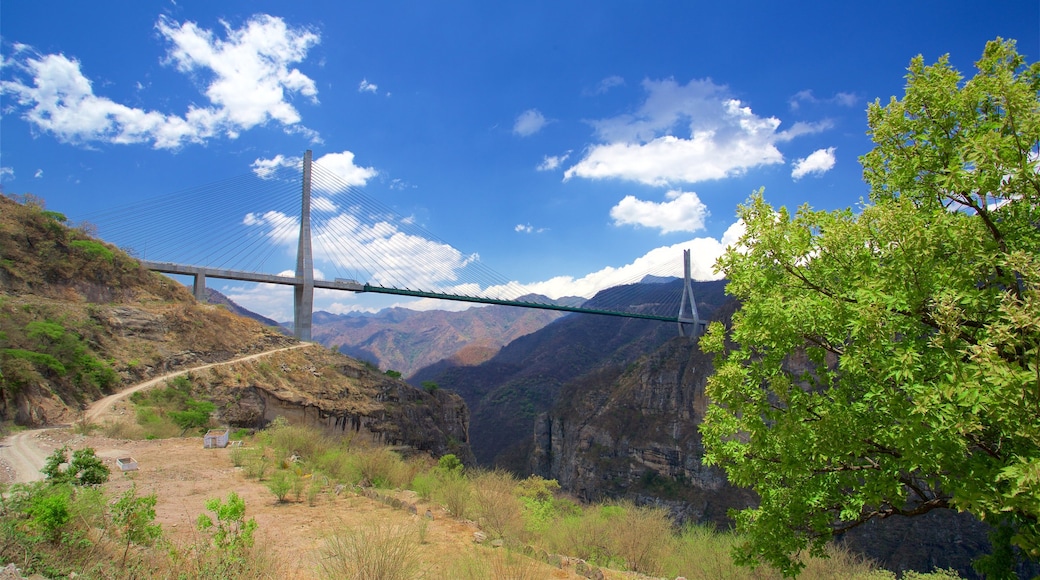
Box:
(530, 335), (754, 527)
(413, 279), (730, 466)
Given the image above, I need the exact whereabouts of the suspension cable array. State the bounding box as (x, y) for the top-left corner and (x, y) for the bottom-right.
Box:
(83, 151), (702, 338)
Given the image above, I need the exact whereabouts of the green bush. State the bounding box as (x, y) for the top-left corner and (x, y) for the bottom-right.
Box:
(41, 447), (109, 486)
(69, 239), (114, 263)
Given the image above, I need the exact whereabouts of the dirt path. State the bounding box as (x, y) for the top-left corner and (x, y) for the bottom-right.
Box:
(0, 343), (315, 483)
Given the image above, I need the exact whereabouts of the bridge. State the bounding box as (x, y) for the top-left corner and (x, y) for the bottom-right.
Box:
(91, 151), (705, 341)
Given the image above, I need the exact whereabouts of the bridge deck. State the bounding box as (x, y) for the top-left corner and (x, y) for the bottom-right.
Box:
(140, 260), (681, 322)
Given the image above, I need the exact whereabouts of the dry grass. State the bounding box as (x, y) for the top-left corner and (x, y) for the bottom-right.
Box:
(469, 469), (525, 541)
(447, 547), (541, 580)
(314, 522), (427, 580)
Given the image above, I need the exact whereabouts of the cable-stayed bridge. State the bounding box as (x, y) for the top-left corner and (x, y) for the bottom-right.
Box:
(88, 151), (704, 340)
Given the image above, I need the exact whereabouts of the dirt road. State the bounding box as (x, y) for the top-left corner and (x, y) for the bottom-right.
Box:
(0, 343), (314, 483)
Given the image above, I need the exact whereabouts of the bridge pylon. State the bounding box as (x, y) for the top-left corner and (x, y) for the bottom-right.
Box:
(677, 249), (703, 338)
(293, 150), (315, 341)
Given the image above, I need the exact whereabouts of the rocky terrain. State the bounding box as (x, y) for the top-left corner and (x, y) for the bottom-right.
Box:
(530, 333), (755, 527)
(412, 279), (729, 466)
(0, 194), (472, 461)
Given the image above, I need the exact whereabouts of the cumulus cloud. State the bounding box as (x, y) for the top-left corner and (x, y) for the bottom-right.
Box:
(791, 147), (836, 179)
(610, 190), (708, 234)
(251, 150), (377, 191)
(537, 151), (570, 171)
(513, 109), (548, 137)
(358, 79), (378, 93)
(34, 169), (43, 178)
(243, 206), (477, 291)
(564, 78), (830, 186)
(0, 167), (13, 181)
(0, 14), (320, 149)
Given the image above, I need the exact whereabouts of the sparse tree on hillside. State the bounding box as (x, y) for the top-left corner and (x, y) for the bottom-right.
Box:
(701, 38), (1040, 577)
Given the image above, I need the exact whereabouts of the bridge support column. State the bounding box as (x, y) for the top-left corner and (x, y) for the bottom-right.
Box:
(677, 249), (703, 338)
(294, 150), (315, 341)
(193, 272), (207, 303)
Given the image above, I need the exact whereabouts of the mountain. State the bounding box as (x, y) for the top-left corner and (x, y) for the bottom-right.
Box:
(0, 195), (471, 460)
(204, 287), (284, 329)
(411, 279), (730, 466)
(309, 302), (567, 377)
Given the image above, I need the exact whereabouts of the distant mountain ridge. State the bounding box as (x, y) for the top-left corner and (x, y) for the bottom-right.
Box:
(411, 279), (730, 465)
(308, 296), (578, 377)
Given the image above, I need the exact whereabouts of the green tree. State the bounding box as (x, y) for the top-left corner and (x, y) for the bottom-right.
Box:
(41, 446), (110, 486)
(700, 38), (1039, 577)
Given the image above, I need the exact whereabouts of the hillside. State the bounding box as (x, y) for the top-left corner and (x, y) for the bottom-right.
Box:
(310, 302), (566, 377)
(0, 195), (471, 460)
(412, 279), (729, 466)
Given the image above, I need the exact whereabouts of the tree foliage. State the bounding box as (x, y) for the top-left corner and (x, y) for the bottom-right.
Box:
(42, 446), (110, 487)
(700, 38), (1040, 576)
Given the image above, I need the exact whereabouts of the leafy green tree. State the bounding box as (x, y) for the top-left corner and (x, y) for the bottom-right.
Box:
(700, 38), (1039, 576)
(42, 446), (110, 486)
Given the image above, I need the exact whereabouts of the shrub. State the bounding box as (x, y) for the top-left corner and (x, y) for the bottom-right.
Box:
(315, 523), (425, 580)
(470, 469), (524, 540)
(70, 239), (114, 263)
(436, 472), (472, 519)
(267, 471), (295, 503)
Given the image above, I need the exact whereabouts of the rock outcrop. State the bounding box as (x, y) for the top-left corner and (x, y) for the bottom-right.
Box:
(530, 336), (754, 527)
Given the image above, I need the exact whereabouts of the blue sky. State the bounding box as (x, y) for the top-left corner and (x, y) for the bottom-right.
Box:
(2, 1), (1037, 321)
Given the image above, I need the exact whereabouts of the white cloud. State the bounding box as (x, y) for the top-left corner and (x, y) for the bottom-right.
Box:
(0, 167), (13, 181)
(251, 150), (377, 191)
(791, 147), (836, 179)
(251, 154), (298, 178)
(1, 14), (320, 149)
(610, 190), (708, 234)
(564, 78), (831, 186)
(514, 223), (545, 234)
(789, 89), (859, 110)
(358, 79), (378, 93)
(513, 109), (548, 137)
(473, 227), (740, 302)
(312, 151), (378, 191)
(244, 207), (476, 291)
(588, 75), (624, 95)
(34, 169), (43, 178)
(537, 151), (570, 171)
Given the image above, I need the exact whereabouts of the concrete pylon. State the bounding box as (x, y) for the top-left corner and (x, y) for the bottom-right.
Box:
(294, 150), (314, 341)
(677, 249), (703, 338)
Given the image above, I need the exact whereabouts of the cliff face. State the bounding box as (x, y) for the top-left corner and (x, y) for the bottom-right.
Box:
(415, 279), (731, 466)
(196, 347), (473, 463)
(531, 336), (754, 526)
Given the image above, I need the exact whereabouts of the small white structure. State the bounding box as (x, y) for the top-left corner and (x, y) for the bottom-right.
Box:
(116, 457), (138, 472)
(204, 428), (230, 449)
